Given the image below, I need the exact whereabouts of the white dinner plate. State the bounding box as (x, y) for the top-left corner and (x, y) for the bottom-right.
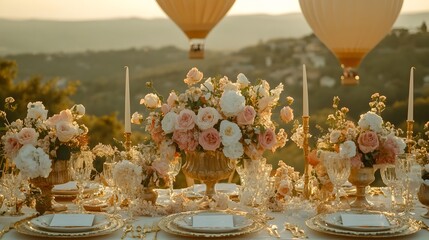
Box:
(29, 213), (110, 233)
(322, 211), (398, 232)
(173, 211), (253, 233)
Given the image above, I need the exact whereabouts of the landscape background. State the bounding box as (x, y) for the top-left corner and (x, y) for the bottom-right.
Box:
(1, 13), (429, 186)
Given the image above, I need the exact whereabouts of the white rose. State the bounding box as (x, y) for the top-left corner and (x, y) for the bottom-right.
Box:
(27, 101), (48, 120)
(254, 80), (270, 98)
(237, 73), (250, 88)
(184, 67), (203, 86)
(161, 111), (178, 134)
(131, 112), (143, 125)
(329, 130), (342, 144)
(140, 93), (161, 109)
(358, 111), (383, 133)
(219, 120), (242, 146)
(339, 140), (357, 158)
(220, 91), (245, 117)
(223, 142), (244, 159)
(196, 107), (220, 130)
(56, 121), (78, 142)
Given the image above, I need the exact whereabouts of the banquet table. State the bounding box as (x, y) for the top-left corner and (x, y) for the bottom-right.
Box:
(1, 189), (429, 240)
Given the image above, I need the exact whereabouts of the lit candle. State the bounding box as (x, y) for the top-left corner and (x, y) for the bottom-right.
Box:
(407, 67), (415, 121)
(124, 66), (131, 133)
(303, 64), (309, 116)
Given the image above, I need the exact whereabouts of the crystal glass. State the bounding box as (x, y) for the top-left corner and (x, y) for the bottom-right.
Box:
(168, 156), (182, 198)
(325, 153), (351, 206)
(71, 150), (94, 212)
(102, 161), (119, 214)
(380, 164), (401, 212)
(395, 153), (420, 217)
(1, 170), (25, 216)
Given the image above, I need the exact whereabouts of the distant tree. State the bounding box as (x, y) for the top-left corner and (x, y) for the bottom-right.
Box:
(420, 21), (427, 33)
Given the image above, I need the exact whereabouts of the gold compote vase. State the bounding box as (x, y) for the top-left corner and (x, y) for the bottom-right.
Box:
(141, 186), (158, 205)
(182, 151), (234, 198)
(348, 167), (375, 209)
(30, 160), (71, 214)
(418, 183), (429, 218)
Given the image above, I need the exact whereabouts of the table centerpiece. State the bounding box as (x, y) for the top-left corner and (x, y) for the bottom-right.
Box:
(314, 94), (406, 209)
(1, 97), (88, 214)
(416, 121), (429, 217)
(135, 67), (292, 198)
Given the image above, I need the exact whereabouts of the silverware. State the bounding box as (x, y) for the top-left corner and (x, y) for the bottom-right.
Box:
(418, 220), (429, 231)
(270, 224), (281, 238)
(285, 222), (308, 239)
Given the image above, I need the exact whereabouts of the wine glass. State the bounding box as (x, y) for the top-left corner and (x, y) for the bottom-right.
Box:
(395, 153), (420, 217)
(380, 164), (401, 212)
(71, 150), (94, 212)
(168, 156), (182, 198)
(325, 153), (351, 206)
(102, 161), (120, 214)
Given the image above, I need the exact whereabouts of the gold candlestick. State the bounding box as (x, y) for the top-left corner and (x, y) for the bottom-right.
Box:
(302, 116), (311, 199)
(124, 132), (132, 153)
(406, 120), (414, 153)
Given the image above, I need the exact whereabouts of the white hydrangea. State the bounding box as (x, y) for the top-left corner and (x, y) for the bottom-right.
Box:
(222, 142), (244, 159)
(358, 111), (383, 133)
(220, 91), (245, 117)
(113, 160), (142, 191)
(14, 144), (52, 178)
(339, 140), (357, 158)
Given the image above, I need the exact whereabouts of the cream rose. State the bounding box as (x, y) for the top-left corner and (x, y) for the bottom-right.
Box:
(236, 106), (256, 126)
(131, 112), (143, 125)
(184, 67), (203, 86)
(46, 109), (73, 126)
(237, 73), (250, 88)
(330, 130), (342, 144)
(175, 109), (196, 131)
(167, 92), (178, 107)
(196, 107), (220, 130)
(17, 127), (39, 146)
(220, 91), (245, 117)
(280, 106), (294, 123)
(219, 120), (242, 146)
(141, 93), (161, 109)
(27, 101), (48, 120)
(161, 111), (178, 134)
(56, 121), (78, 142)
(2, 133), (21, 158)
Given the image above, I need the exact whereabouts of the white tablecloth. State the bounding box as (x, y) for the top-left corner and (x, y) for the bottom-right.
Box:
(1, 193), (429, 239)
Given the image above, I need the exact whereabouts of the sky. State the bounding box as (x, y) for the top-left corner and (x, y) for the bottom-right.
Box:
(0, 0), (429, 21)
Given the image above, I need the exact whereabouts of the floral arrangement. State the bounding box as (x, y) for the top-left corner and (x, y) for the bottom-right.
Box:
(1, 97), (88, 179)
(134, 67), (292, 161)
(113, 142), (171, 189)
(415, 121), (429, 184)
(314, 93), (406, 169)
(272, 160), (300, 199)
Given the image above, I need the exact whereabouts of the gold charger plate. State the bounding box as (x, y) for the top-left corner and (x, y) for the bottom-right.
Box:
(159, 210), (265, 238)
(14, 213), (123, 238)
(306, 215), (420, 238)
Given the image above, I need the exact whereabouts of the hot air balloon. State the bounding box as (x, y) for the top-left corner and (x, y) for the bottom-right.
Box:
(299, 0), (403, 85)
(156, 0), (235, 59)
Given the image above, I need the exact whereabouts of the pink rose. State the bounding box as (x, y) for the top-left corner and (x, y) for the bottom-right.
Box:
(56, 121), (78, 142)
(176, 109), (196, 131)
(377, 137), (401, 165)
(17, 127), (39, 146)
(350, 152), (364, 169)
(244, 143), (264, 160)
(47, 109), (73, 126)
(307, 150), (320, 167)
(280, 106), (294, 123)
(199, 128), (221, 151)
(3, 134), (21, 157)
(258, 128), (277, 150)
(357, 131), (379, 153)
(152, 159), (169, 177)
(161, 104), (171, 115)
(236, 106), (256, 126)
(173, 130), (198, 151)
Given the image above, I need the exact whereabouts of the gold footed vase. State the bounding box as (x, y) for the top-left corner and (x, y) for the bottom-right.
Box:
(418, 183), (429, 218)
(348, 167), (375, 209)
(30, 160), (71, 215)
(182, 151), (234, 198)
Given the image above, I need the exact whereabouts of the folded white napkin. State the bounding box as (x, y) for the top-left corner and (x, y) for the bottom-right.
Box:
(192, 214), (234, 228)
(50, 214), (95, 227)
(53, 181), (77, 191)
(341, 213), (390, 227)
(193, 183), (238, 193)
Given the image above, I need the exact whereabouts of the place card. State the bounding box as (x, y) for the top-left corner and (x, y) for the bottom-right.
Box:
(341, 213), (390, 227)
(192, 214), (234, 228)
(53, 181), (77, 191)
(50, 214), (95, 227)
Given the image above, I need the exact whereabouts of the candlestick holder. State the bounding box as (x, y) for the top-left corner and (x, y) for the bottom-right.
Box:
(406, 120), (414, 153)
(302, 116), (311, 199)
(124, 132), (132, 153)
